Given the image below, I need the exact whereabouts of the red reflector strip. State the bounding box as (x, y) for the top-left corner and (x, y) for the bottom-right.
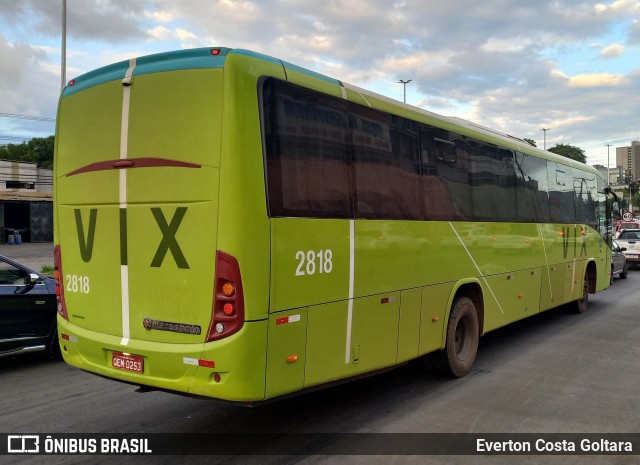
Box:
(60, 333), (77, 343)
(276, 314), (301, 325)
(183, 357), (215, 368)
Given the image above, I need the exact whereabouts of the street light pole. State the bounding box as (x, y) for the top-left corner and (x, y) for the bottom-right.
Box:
(61, 0), (67, 90)
(398, 79), (411, 103)
(605, 143), (612, 185)
(540, 128), (550, 150)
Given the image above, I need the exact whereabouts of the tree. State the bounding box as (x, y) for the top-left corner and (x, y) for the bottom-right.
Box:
(0, 135), (55, 169)
(547, 143), (586, 164)
(523, 138), (537, 147)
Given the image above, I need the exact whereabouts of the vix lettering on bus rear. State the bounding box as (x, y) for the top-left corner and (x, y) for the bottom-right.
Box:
(74, 207), (190, 269)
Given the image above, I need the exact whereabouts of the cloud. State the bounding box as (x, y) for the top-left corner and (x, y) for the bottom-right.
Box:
(568, 72), (627, 87)
(598, 43), (625, 58)
(0, 0), (149, 42)
(2, 0), (640, 165)
(627, 19), (640, 46)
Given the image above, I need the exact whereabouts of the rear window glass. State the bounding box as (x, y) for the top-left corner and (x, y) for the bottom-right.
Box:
(619, 231), (640, 239)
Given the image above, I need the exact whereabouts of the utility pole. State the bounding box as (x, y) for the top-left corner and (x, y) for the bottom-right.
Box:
(540, 128), (550, 150)
(604, 144), (613, 185)
(398, 79), (411, 103)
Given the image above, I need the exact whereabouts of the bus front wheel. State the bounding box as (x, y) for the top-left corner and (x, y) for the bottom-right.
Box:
(428, 296), (479, 377)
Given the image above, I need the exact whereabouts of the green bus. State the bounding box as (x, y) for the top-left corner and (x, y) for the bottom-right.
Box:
(54, 47), (614, 404)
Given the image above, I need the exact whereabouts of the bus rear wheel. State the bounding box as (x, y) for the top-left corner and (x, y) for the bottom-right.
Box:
(428, 296), (479, 377)
(573, 274), (589, 314)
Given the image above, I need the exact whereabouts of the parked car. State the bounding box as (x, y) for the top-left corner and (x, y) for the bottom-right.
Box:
(611, 240), (628, 283)
(615, 230), (640, 268)
(0, 255), (58, 358)
(615, 221), (640, 237)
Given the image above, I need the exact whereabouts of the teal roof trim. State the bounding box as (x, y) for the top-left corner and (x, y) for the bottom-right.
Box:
(62, 47), (231, 97)
(281, 60), (340, 85)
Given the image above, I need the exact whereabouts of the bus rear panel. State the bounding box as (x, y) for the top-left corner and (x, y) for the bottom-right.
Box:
(55, 48), (271, 402)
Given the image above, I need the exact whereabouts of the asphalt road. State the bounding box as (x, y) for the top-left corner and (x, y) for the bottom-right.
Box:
(1, 268), (639, 465)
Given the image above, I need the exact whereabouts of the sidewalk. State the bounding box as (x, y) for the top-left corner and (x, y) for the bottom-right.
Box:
(0, 242), (54, 272)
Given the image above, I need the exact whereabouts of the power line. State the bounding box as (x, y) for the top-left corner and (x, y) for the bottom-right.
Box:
(0, 135), (43, 141)
(0, 112), (56, 122)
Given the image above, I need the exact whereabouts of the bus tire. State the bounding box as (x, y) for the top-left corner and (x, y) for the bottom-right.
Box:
(429, 296), (479, 378)
(573, 274), (589, 314)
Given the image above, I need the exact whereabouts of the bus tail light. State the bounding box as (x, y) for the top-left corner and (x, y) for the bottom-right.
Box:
(54, 245), (69, 321)
(206, 251), (245, 342)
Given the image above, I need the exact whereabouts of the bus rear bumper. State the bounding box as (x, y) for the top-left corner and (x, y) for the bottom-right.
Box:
(58, 317), (268, 402)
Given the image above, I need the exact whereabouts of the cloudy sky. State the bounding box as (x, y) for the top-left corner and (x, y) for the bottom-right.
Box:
(1, 0), (640, 167)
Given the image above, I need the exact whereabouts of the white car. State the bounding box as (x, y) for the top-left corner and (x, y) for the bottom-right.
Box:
(615, 230), (640, 268)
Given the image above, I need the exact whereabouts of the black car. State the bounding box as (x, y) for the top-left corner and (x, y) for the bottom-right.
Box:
(0, 255), (58, 358)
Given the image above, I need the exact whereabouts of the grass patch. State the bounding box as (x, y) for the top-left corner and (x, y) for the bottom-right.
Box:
(40, 265), (54, 276)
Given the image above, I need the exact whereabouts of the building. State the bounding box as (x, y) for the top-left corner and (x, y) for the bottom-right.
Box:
(0, 159), (53, 243)
(616, 141), (640, 183)
(593, 164), (623, 185)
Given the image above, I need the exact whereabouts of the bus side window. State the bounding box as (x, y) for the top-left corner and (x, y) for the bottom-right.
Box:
(548, 162), (576, 223)
(434, 137), (457, 163)
(419, 130), (431, 166)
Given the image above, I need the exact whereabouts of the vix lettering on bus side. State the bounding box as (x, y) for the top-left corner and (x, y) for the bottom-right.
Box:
(561, 226), (588, 259)
(73, 207), (190, 269)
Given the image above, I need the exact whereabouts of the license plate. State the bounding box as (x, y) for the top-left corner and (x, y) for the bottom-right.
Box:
(627, 254), (638, 259)
(112, 352), (144, 373)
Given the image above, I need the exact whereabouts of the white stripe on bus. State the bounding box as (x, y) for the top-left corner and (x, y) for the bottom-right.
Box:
(119, 58), (136, 346)
(345, 219), (355, 364)
(449, 222), (505, 315)
(120, 265), (130, 346)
